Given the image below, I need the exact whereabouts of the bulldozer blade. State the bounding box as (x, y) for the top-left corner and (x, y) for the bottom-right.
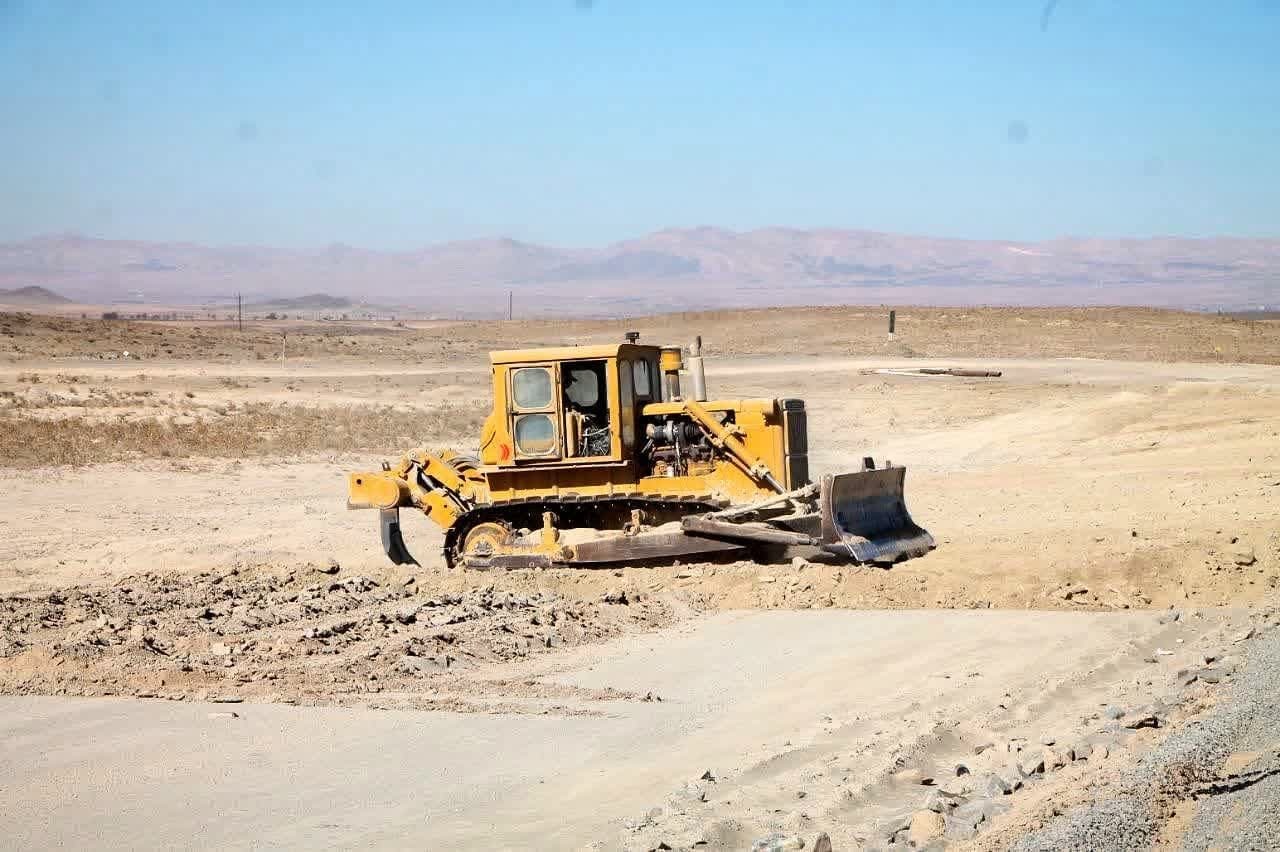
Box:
(379, 507), (418, 566)
(818, 465), (934, 564)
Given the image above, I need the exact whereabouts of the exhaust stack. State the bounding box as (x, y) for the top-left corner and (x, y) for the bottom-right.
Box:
(660, 346), (683, 401)
(687, 335), (708, 402)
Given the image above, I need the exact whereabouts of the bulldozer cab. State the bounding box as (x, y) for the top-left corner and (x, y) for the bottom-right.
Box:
(483, 344), (660, 468)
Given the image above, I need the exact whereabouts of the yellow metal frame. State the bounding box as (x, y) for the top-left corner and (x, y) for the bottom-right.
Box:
(349, 344), (794, 534)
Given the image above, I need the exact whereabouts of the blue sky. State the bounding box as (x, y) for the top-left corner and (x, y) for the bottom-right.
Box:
(2, 1), (1277, 248)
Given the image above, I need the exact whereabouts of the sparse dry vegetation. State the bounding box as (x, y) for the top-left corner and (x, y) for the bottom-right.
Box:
(0, 402), (487, 467)
(3, 306), (1279, 365)
(1, 305), (1276, 472)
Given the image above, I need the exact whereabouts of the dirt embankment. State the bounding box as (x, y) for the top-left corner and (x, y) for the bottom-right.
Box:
(4, 545), (1277, 715)
(0, 563), (686, 712)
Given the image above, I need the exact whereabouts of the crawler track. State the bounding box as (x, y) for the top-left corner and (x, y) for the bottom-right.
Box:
(443, 496), (724, 568)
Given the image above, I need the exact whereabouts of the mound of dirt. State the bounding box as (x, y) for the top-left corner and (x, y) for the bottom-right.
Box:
(0, 565), (679, 712)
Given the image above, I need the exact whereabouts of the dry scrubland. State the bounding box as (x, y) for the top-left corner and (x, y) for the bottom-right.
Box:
(1, 304), (1275, 652)
(1, 305), (1279, 849)
(3, 305), (1279, 363)
(1, 306), (1275, 467)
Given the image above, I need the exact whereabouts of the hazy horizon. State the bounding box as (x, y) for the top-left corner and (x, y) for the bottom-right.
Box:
(5, 225), (1275, 314)
(8, 223), (1280, 255)
(3, 2), (1278, 250)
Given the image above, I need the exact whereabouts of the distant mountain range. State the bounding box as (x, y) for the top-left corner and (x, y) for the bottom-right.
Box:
(0, 285), (72, 306)
(1, 229), (1275, 316)
(247, 293), (353, 310)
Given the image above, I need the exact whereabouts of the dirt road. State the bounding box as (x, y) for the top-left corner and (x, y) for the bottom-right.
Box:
(0, 607), (1242, 851)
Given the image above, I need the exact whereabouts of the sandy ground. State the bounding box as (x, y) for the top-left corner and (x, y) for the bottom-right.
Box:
(2, 309), (1278, 849)
(0, 607), (1258, 850)
(2, 356), (1276, 610)
(5, 307), (1279, 365)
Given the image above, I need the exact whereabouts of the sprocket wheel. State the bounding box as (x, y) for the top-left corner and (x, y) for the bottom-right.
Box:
(456, 521), (515, 566)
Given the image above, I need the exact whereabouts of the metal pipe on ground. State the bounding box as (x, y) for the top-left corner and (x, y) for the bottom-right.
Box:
(863, 367), (1003, 378)
(917, 367), (1003, 378)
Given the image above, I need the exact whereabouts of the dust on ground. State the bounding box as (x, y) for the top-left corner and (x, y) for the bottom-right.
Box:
(1, 306), (1278, 848)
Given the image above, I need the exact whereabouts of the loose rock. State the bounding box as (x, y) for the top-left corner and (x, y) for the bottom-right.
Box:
(396, 655), (440, 675)
(922, 790), (959, 813)
(893, 767), (925, 785)
(977, 773), (1011, 797)
(1124, 713), (1161, 730)
(907, 810), (945, 846)
(951, 799), (991, 830)
(750, 834), (804, 852)
(1019, 755), (1046, 776)
(1199, 668), (1225, 684)
(1228, 545), (1257, 566)
(945, 817), (978, 841)
(876, 813), (913, 842)
(1057, 584), (1088, 600)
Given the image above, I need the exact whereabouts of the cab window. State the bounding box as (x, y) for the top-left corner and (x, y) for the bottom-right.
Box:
(514, 413), (557, 456)
(632, 360), (652, 398)
(563, 359), (611, 457)
(565, 368), (599, 407)
(512, 367), (553, 409)
(510, 366), (558, 459)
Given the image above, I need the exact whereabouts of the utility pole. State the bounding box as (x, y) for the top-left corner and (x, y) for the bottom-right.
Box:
(507, 289), (513, 321)
(237, 293), (243, 332)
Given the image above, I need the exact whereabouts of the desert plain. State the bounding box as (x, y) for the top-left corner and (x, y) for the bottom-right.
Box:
(1, 305), (1278, 850)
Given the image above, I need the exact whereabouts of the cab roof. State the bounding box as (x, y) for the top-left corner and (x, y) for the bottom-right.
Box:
(489, 342), (659, 366)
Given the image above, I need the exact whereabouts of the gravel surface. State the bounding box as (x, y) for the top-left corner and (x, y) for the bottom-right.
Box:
(1013, 611), (1280, 851)
(0, 566), (679, 711)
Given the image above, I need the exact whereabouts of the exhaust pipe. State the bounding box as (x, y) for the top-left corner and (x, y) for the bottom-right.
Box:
(660, 346), (683, 401)
(688, 335), (708, 402)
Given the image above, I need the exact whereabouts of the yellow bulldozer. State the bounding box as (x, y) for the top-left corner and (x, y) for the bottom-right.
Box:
(347, 333), (933, 569)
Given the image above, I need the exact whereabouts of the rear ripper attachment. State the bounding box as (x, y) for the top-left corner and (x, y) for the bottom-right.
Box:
(347, 333), (935, 569)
